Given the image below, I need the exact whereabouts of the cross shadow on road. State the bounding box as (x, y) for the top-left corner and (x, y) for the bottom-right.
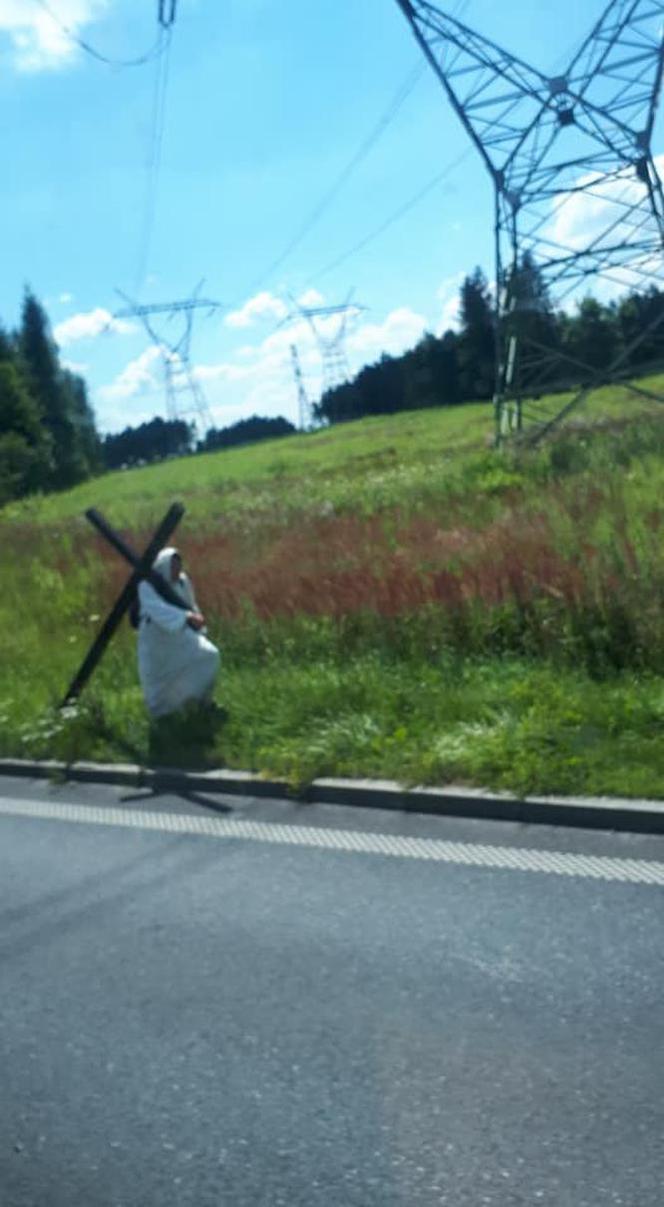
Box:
(119, 787), (234, 817)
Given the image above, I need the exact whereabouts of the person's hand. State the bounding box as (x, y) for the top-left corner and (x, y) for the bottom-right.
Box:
(186, 611), (206, 631)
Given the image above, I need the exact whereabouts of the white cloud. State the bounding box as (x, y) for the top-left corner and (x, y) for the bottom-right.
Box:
(98, 345), (162, 402)
(437, 273), (464, 332)
(548, 172), (628, 253)
(193, 361), (253, 385)
(54, 307), (136, 346)
(544, 154), (664, 302)
(62, 358), (89, 375)
(223, 288), (331, 334)
(224, 291), (288, 329)
(347, 307), (428, 361)
(0, 0), (107, 71)
(296, 288), (325, 308)
(58, 291), (74, 304)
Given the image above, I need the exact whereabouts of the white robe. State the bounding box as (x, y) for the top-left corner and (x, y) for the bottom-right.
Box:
(137, 572), (220, 718)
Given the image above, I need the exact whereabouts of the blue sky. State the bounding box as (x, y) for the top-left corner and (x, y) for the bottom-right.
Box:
(0, 0), (661, 433)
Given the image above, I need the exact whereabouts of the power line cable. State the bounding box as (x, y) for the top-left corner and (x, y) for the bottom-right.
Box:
(238, 0), (472, 303)
(134, 27), (174, 295)
(300, 0), (474, 286)
(32, 0), (167, 68)
(242, 61), (428, 297)
(32, 2), (177, 299)
(307, 146), (473, 286)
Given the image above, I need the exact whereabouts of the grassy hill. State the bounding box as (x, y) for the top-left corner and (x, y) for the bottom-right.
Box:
(4, 378), (664, 798)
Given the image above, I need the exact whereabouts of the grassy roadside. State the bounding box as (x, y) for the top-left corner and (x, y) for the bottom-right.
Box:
(3, 385), (664, 798)
(4, 634), (664, 799)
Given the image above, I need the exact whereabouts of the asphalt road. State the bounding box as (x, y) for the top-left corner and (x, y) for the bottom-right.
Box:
(1, 776), (663, 1207)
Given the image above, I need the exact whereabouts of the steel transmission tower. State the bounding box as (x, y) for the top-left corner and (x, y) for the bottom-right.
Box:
(115, 283), (221, 434)
(285, 294), (366, 401)
(290, 344), (313, 430)
(396, 0), (664, 443)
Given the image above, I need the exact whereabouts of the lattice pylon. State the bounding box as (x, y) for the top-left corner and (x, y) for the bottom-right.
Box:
(282, 294), (366, 403)
(301, 303), (358, 398)
(162, 348), (215, 434)
(396, 0), (664, 443)
(320, 340), (352, 397)
(115, 286), (220, 436)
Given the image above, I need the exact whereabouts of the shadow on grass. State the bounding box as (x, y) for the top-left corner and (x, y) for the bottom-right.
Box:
(145, 701), (229, 772)
(86, 700), (229, 773)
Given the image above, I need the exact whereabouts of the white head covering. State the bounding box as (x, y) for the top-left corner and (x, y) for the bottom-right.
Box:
(153, 546), (181, 583)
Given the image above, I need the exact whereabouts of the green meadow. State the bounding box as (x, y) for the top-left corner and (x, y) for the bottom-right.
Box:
(3, 379), (664, 799)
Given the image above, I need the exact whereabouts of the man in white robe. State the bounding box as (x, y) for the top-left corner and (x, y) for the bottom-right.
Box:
(137, 546), (220, 718)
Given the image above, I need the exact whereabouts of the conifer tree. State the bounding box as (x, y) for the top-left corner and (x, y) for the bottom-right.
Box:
(19, 291), (93, 488)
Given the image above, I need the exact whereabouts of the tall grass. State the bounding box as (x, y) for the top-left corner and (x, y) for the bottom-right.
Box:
(3, 395), (664, 796)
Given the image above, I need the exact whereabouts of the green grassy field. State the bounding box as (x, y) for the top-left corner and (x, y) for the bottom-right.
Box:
(3, 379), (664, 798)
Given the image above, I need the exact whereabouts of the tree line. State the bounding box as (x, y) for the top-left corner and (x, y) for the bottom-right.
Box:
(314, 263), (664, 425)
(103, 414), (296, 469)
(198, 415), (295, 454)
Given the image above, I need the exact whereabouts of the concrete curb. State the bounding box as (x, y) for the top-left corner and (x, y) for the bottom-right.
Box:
(2, 758), (664, 835)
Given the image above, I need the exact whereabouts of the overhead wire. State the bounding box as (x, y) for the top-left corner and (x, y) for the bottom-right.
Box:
(242, 60), (428, 297)
(303, 0), (475, 288)
(32, 0), (168, 68)
(134, 26), (174, 296)
(42, 0), (475, 336)
(31, 2), (177, 304)
(241, 0), (473, 304)
(308, 145), (474, 286)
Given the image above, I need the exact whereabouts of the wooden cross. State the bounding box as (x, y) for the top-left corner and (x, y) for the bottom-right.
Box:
(62, 502), (189, 707)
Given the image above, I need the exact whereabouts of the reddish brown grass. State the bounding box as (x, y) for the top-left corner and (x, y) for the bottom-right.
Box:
(92, 492), (661, 650)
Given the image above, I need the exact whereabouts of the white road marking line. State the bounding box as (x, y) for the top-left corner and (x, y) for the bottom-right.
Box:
(1, 796), (663, 886)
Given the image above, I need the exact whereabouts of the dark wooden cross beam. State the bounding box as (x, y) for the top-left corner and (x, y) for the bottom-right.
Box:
(62, 502), (188, 707)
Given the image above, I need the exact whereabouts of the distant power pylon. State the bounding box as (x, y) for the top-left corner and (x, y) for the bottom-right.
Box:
(115, 282), (221, 434)
(396, 0), (664, 444)
(284, 293), (366, 401)
(290, 344), (312, 430)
